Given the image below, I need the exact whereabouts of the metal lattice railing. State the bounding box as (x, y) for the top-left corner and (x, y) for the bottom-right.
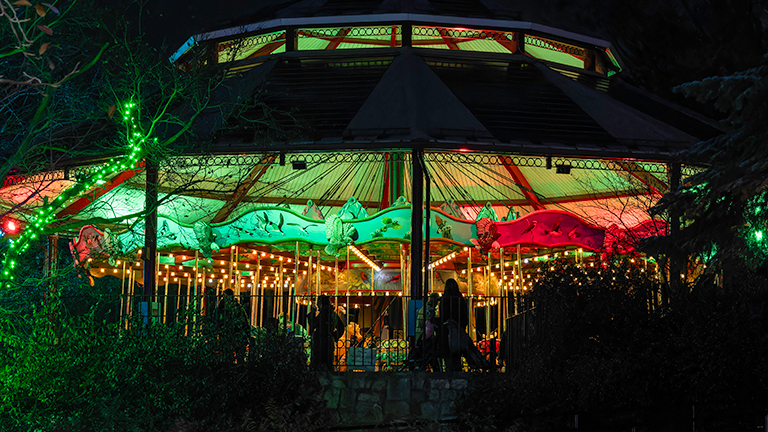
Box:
(4, 151), (704, 186)
(413, 26), (515, 42)
(219, 31), (286, 52)
(524, 35), (587, 57)
(298, 26), (400, 38)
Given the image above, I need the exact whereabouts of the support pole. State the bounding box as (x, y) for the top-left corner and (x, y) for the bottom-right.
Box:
(335, 255), (339, 317)
(468, 247), (474, 339)
(668, 161), (682, 303)
(193, 251), (199, 329)
(516, 245), (522, 315)
(308, 251), (313, 299)
(316, 250), (321, 297)
(423, 161), (431, 303)
(410, 149), (424, 302)
(256, 255), (262, 328)
(120, 259), (127, 323)
(486, 252), (491, 340)
(143, 158), (158, 318)
(294, 241), (300, 327)
(164, 260), (170, 324)
(499, 248), (505, 335)
(279, 258), (284, 325)
(345, 246), (350, 340)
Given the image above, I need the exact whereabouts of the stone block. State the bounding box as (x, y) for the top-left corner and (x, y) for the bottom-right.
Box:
(339, 388), (357, 409)
(358, 391), (381, 404)
(411, 390), (427, 402)
(323, 388), (340, 409)
(372, 377), (387, 392)
(317, 373), (331, 387)
(356, 402), (384, 424)
(430, 378), (450, 389)
(419, 401), (440, 421)
(412, 375), (426, 390)
(331, 377), (346, 389)
(384, 400), (411, 420)
(441, 389), (457, 401)
(427, 388), (441, 401)
(349, 376), (366, 389)
(387, 377), (411, 401)
(451, 378), (468, 390)
(440, 401), (458, 420)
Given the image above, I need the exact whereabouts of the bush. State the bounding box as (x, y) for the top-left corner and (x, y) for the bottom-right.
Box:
(457, 262), (768, 431)
(0, 290), (329, 432)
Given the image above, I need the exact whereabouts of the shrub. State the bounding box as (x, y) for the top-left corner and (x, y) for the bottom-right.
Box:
(0, 291), (329, 432)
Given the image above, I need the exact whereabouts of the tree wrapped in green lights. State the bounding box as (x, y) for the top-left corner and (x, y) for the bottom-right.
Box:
(0, 1), (222, 288)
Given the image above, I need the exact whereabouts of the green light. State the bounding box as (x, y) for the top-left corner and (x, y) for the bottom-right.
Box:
(757, 231), (764, 241)
(2, 97), (150, 286)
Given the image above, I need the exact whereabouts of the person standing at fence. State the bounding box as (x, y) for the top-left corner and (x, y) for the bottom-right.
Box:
(440, 278), (486, 371)
(440, 279), (468, 371)
(213, 288), (251, 363)
(310, 295), (344, 371)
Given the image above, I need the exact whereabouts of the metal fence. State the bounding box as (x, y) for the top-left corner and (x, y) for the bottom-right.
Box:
(116, 292), (517, 372)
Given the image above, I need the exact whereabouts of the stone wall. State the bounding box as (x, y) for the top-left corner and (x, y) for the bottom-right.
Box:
(318, 372), (468, 428)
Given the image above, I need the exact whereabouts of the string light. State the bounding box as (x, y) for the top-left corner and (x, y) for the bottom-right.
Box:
(428, 251), (458, 269)
(1, 100), (149, 287)
(348, 245), (381, 271)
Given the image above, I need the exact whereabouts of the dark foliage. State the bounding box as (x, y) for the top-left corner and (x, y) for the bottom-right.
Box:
(457, 262), (768, 431)
(0, 275), (330, 432)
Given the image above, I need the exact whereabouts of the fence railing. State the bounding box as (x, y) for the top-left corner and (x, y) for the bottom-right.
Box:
(115, 292), (520, 372)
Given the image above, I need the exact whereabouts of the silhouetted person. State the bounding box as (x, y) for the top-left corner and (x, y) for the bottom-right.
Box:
(440, 279), (485, 371)
(310, 295), (343, 371)
(213, 289), (250, 363)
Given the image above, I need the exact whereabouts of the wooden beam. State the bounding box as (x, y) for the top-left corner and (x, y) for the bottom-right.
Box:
(610, 161), (668, 195)
(498, 156), (545, 210)
(325, 28), (351, 50)
(55, 163), (145, 222)
(211, 155), (276, 223)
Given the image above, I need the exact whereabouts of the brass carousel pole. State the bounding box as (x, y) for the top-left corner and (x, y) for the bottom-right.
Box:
(119, 260), (127, 324)
(486, 251), (491, 341)
(400, 244), (406, 337)
(316, 250), (321, 298)
(279, 258), (284, 327)
(125, 264), (133, 330)
(256, 255), (262, 328)
(516, 245), (523, 313)
(164, 258), (170, 324)
(499, 247), (505, 336)
(467, 247), (474, 340)
(334, 255), (339, 308)
(308, 251), (313, 301)
(294, 241), (300, 329)
(346, 246), (350, 333)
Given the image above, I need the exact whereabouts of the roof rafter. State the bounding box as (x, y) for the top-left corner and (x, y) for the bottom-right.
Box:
(498, 156), (544, 210)
(610, 160), (668, 195)
(211, 154), (277, 223)
(54, 164), (145, 224)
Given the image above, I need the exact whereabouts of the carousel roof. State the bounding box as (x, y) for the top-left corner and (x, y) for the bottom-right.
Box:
(0, 5), (719, 273)
(167, 11), (718, 160)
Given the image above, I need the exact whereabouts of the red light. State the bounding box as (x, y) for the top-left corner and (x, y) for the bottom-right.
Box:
(458, 148), (471, 153)
(3, 219), (19, 234)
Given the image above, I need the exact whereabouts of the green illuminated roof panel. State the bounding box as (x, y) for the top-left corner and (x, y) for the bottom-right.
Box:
(297, 26), (401, 51)
(412, 26), (517, 53)
(218, 31), (286, 63)
(524, 35), (585, 69)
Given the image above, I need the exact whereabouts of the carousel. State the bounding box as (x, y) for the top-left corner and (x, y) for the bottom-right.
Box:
(0, 2), (718, 370)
